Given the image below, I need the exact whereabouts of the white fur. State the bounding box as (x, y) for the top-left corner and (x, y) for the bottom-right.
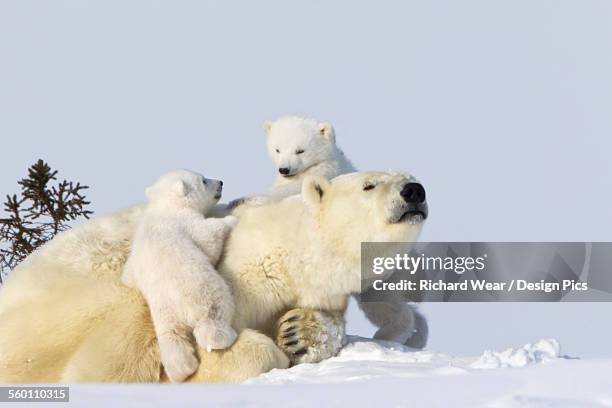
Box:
(121, 170), (238, 383)
(257, 116), (427, 348)
(0, 171), (426, 383)
(259, 116), (356, 201)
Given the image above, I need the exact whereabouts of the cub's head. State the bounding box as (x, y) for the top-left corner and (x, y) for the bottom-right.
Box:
(145, 170), (223, 213)
(263, 116), (337, 178)
(302, 171), (428, 284)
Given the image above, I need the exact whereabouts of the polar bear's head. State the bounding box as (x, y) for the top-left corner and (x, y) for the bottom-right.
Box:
(145, 170), (223, 213)
(302, 171), (428, 266)
(263, 116), (338, 178)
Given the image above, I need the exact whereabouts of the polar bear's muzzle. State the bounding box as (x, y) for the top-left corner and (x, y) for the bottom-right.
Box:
(214, 181), (223, 200)
(398, 205), (428, 224)
(391, 182), (428, 224)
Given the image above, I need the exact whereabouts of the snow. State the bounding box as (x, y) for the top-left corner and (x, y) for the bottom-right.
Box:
(247, 337), (567, 386)
(247, 336), (462, 385)
(471, 339), (561, 369)
(24, 337), (611, 408)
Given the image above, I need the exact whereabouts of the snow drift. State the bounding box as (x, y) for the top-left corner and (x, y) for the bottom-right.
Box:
(28, 337), (612, 407)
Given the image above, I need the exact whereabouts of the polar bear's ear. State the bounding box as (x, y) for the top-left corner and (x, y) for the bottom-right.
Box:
(172, 180), (189, 196)
(302, 175), (331, 210)
(318, 122), (336, 142)
(263, 120), (273, 135)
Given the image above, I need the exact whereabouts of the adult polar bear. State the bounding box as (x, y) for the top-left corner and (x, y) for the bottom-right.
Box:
(0, 171), (428, 383)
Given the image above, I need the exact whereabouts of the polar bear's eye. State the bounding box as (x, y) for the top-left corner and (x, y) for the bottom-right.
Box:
(363, 184), (376, 191)
(295, 149), (305, 155)
(202, 178), (207, 185)
(275, 149), (280, 154)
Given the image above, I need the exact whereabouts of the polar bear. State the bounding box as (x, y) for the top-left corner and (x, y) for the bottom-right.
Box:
(0, 171), (428, 383)
(240, 116), (429, 348)
(121, 170), (238, 383)
(229, 116), (355, 208)
(264, 116), (355, 198)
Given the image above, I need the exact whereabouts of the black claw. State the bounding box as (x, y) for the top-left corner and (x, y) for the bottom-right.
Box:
(283, 315), (301, 324)
(293, 348), (307, 356)
(283, 325), (297, 333)
(284, 340), (299, 347)
(281, 331), (296, 339)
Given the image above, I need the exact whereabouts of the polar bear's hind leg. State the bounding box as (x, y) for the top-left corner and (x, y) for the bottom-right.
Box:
(187, 329), (289, 383)
(61, 295), (161, 383)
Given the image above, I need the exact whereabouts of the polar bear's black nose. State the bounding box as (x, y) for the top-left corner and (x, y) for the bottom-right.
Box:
(279, 167), (291, 175)
(401, 182), (426, 204)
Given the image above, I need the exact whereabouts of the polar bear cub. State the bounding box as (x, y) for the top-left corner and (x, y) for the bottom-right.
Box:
(228, 116), (354, 208)
(258, 116), (357, 202)
(121, 170), (238, 383)
(264, 116), (355, 197)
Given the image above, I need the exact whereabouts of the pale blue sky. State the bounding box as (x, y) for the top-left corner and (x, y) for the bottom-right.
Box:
(1, 0), (611, 356)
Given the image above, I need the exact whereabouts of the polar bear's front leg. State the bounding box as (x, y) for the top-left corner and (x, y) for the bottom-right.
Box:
(150, 306), (199, 383)
(274, 309), (346, 365)
(190, 216), (236, 265)
(356, 296), (429, 349)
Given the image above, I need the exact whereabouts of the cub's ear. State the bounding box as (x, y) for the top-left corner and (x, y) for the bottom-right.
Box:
(302, 175), (331, 210)
(318, 122), (335, 142)
(172, 179), (189, 196)
(263, 120), (273, 136)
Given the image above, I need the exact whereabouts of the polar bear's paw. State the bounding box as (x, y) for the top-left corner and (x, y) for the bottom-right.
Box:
(194, 320), (238, 352)
(158, 334), (200, 383)
(275, 308), (345, 366)
(228, 196), (272, 209)
(227, 197), (246, 209)
(222, 215), (239, 228)
(243, 196), (273, 206)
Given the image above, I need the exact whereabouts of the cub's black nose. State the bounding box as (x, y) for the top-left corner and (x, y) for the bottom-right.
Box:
(401, 182), (426, 204)
(219, 180), (223, 187)
(279, 167), (291, 175)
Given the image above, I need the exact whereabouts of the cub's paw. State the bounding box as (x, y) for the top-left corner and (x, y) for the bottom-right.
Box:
(244, 196), (272, 206)
(228, 196), (273, 209)
(222, 215), (239, 228)
(275, 309), (345, 366)
(159, 336), (199, 383)
(227, 197), (246, 210)
(194, 320), (238, 352)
